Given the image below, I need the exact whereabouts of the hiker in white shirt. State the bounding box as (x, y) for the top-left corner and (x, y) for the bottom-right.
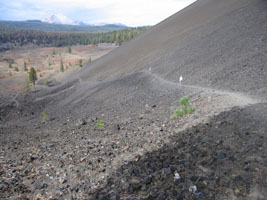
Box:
(179, 76), (183, 86)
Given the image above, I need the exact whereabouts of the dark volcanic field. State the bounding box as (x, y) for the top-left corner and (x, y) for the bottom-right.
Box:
(1, 0), (267, 199)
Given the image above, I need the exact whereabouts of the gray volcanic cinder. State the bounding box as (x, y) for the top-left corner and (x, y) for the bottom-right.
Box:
(1, 0), (267, 199)
(76, 0), (267, 99)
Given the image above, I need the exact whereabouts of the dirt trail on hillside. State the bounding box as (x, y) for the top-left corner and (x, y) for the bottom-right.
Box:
(146, 70), (261, 106)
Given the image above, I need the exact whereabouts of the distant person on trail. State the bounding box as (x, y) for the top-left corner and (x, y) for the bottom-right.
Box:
(179, 76), (183, 86)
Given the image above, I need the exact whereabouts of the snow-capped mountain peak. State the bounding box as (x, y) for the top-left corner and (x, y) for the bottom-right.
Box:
(42, 14), (78, 25)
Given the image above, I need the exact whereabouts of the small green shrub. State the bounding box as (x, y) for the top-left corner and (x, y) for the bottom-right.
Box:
(14, 67), (19, 72)
(25, 81), (30, 91)
(44, 80), (49, 86)
(171, 96), (195, 119)
(179, 96), (190, 106)
(41, 110), (49, 122)
(79, 59), (83, 67)
(96, 120), (104, 128)
(8, 62), (12, 68)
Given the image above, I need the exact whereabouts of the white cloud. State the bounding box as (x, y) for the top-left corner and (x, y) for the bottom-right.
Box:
(24, 0), (114, 9)
(105, 0), (196, 26)
(0, 0), (195, 26)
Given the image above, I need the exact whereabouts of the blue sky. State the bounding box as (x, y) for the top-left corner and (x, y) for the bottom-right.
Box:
(0, 0), (195, 26)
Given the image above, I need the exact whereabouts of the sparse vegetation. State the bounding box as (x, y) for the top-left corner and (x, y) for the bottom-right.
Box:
(25, 81), (30, 91)
(8, 62), (12, 68)
(96, 120), (104, 128)
(170, 96), (195, 119)
(44, 80), (49, 86)
(52, 49), (56, 55)
(29, 67), (37, 85)
(88, 57), (91, 63)
(79, 59), (83, 67)
(60, 59), (64, 72)
(24, 61), (27, 71)
(41, 109), (50, 122)
(0, 43), (114, 92)
(68, 46), (72, 54)
(14, 66), (19, 72)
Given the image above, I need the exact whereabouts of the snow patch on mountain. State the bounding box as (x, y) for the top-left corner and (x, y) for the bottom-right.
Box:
(42, 14), (80, 25)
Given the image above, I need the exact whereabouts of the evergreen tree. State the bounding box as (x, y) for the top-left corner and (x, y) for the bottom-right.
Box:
(68, 46), (72, 54)
(29, 67), (37, 85)
(60, 59), (64, 72)
(8, 62), (12, 68)
(79, 59), (83, 67)
(24, 61), (27, 71)
(0, 26), (149, 49)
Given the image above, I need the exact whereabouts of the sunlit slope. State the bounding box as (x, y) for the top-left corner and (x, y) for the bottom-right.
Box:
(76, 0), (266, 98)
